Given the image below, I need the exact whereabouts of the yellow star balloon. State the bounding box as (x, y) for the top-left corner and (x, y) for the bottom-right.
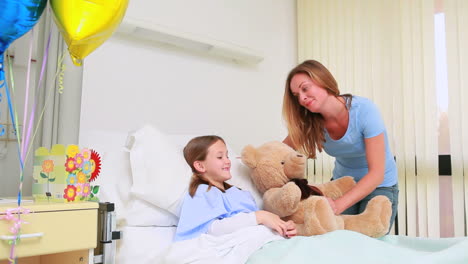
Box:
(50, 0), (129, 66)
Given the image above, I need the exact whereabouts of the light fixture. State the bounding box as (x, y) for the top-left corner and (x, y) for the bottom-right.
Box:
(116, 18), (264, 65)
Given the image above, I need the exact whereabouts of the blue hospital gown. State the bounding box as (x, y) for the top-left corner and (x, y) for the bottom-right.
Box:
(174, 184), (258, 242)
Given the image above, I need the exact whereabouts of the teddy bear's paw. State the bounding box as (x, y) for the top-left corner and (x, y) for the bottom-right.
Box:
(336, 176), (356, 192)
(317, 176), (356, 199)
(369, 195), (391, 210)
(303, 197), (340, 235)
(376, 196), (392, 229)
(281, 182), (302, 209)
(366, 196), (392, 237)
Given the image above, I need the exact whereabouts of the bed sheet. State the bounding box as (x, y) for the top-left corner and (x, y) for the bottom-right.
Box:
(247, 230), (468, 264)
(115, 226), (468, 264)
(116, 226), (176, 264)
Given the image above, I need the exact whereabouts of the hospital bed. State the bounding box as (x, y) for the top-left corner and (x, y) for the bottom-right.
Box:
(80, 125), (468, 264)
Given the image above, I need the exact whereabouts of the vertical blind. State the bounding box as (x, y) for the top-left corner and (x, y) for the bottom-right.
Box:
(445, 0), (468, 237)
(298, 0), (442, 237)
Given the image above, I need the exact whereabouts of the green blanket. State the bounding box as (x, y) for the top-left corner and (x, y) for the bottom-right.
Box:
(247, 230), (468, 264)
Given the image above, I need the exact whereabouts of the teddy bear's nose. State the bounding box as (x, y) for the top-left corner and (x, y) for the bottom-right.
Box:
(297, 154), (303, 157)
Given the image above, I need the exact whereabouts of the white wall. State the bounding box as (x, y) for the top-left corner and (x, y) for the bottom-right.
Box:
(78, 0), (297, 154)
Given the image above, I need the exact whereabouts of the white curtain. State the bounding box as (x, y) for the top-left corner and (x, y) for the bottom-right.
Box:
(299, 0), (440, 237)
(34, 6), (83, 151)
(445, 0), (468, 237)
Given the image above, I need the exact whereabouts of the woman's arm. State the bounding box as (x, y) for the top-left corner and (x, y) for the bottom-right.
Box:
(332, 133), (386, 214)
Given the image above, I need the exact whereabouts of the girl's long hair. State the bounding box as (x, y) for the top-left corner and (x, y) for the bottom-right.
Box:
(282, 60), (352, 158)
(183, 135), (232, 197)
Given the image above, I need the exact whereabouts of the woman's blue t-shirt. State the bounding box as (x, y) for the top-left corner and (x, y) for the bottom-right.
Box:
(323, 96), (397, 187)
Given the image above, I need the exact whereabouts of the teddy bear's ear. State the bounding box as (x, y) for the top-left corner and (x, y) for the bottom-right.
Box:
(240, 145), (258, 169)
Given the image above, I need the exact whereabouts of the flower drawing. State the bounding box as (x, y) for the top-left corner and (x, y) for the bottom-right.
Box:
(77, 171), (87, 183)
(89, 150), (101, 182)
(62, 146), (101, 202)
(40, 160), (56, 193)
(66, 174), (77, 185)
(66, 145), (80, 158)
(41, 160), (54, 173)
(63, 185), (77, 202)
(65, 157), (76, 172)
(81, 148), (91, 161)
(82, 161), (92, 174)
(82, 183), (91, 197)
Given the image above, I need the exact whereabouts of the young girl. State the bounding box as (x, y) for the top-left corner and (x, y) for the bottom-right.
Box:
(174, 135), (297, 242)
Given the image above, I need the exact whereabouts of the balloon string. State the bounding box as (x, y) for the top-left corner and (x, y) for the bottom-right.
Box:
(58, 60), (65, 94)
(3, 31), (57, 264)
(24, 32), (60, 176)
(3, 49), (23, 264)
(0, 61), (5, 137)
(4, 52), (24, 171)
(20, 29), (34, 161)
(21, 31), (52, 174)
(0, 207), (31, 264)
(5, 53), (20, 154)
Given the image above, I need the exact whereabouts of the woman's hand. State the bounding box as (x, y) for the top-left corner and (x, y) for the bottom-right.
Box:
(256, 210), (293, 237)
(326, 197), (339, 215)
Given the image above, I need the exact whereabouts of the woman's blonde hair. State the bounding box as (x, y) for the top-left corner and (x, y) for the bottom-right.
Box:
(183, 135), (232, 197)
(282, 60), (351, 158)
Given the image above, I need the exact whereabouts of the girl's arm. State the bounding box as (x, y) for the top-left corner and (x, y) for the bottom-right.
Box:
(207, 212), (257, 236)
(208, 211), (297, 238)
(256, 210), (296, 237)
(332, 133), (385, 214)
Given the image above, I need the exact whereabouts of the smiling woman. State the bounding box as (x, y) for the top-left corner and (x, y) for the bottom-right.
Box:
(282, 60), (399, 234)
(296, 0), (468, 238)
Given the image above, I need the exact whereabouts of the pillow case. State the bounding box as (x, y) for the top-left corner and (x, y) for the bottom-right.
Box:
(128, 125), (191, 216)
(123, 196), (179, 227)
(79, 129), (179, 227)
(127, 125), (262, 219)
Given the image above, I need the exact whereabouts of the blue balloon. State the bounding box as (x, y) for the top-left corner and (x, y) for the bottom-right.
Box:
(0, 0), (46, 137)
(0, 0), (47, 56)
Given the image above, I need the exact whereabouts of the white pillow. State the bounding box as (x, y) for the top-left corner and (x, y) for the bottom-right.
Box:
(128, 125), (262, 219)
(80, 130), (180, 227)
(227, 157), (263, 209)
(128, 125), (191, 216)
(123, 195), (178, 227)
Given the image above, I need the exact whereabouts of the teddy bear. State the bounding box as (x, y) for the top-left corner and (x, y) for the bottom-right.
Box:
(241, 141), (392, 238)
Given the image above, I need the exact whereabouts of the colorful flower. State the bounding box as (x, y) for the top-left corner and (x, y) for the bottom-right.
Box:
(41, 160), (54, 173)
(89, 150), (101, 182)
(75, 183), (84, 196)
(81, 148), (91, 161)
(77, 171), (87, 183)
(82, 161), (92, 174)
(82, 183), (91, 197)
(74, 154), (84, 168)
(66, 145), (80, 158)
(65, 157), (76, 172)
(63, 185), (77, 202)
(67, 174), (77, 185)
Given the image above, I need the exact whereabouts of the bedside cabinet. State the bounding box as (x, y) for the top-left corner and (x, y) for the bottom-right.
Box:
(0, 201), (98, 264)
